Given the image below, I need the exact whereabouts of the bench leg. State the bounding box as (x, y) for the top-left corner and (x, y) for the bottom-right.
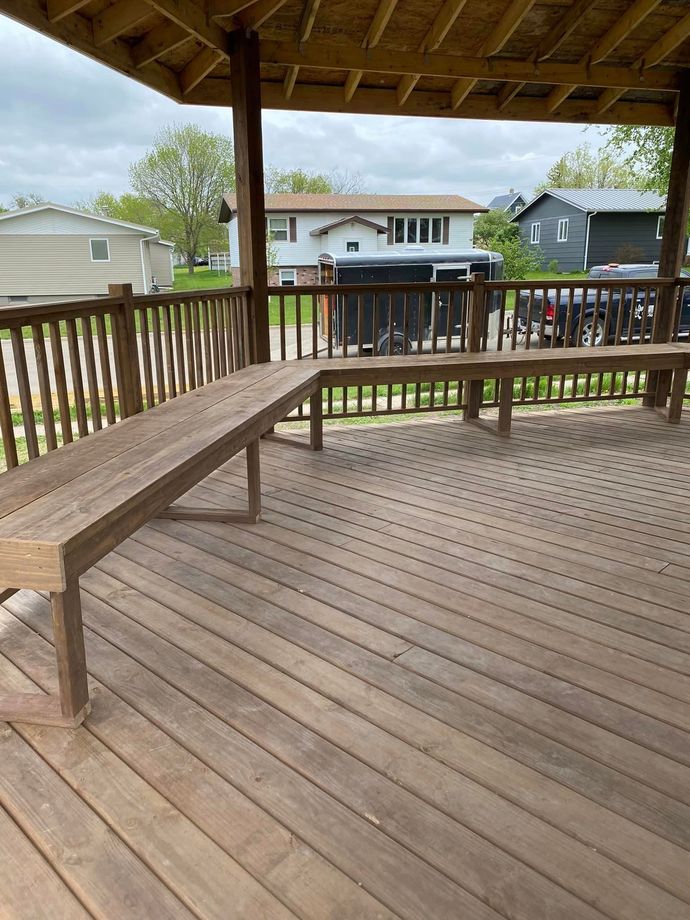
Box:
(463, 379), (483, 421)
(0, 579), (91, 728)
(310, 392), (323, 451)
(666, 367), (688, 424)
(653, 368), (673, 411)
(497, 377), (514, 437)
(157, 440), (262, 525)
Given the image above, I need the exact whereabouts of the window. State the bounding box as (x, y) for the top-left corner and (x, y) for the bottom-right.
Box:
(8, 296), (28, 303)
(268, 217), (288, 241)
(389, 215), (446, 244)
(346, 241), (359, 252)
(431, 217), (442, 243)
(279, 268), (296, 286)
(530, 222), (541, 245)
(657, 215), (665, 239)
(394, 217), (405, 243)
(419, 217), (430, 243)
(90, 238), (110, 262)
(557, 218), (569, 242)
(407, 218), (418, 243)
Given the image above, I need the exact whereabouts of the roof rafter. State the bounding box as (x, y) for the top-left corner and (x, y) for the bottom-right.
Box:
(345, 0), (399, 101)
(239, 0), (291, 29)
(143, 0), (230, 56)
(93, 0), (152, 46)
(46, 0), (90, 22)
(180, 46), (223, 94)
(397, 0), (470, 106)
(209, 0), (260, 16)
(546, 0), (663, 113)
(449, 0), (537, 110)
(131, 20), (190, 67)
(282, 0), (323, 98)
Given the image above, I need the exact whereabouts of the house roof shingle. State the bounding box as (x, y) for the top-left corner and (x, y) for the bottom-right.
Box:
(220, 193), (486, 222)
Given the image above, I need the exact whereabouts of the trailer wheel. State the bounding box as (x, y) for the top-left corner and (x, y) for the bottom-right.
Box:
(377, 332), (409, 356)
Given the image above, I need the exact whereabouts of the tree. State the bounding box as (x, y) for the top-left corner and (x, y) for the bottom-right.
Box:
(328, 169), (365, 193)
(10, 192), (46, 209)
(534, 142), (639, 193)
(265, 166), (365, 194)
(130, 123), (235, 273)
(473, 209), (542, 279)
(603, 126), (673, 194)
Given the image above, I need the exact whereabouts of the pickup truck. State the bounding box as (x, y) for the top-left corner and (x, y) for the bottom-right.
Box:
(516, 263), (690, 346)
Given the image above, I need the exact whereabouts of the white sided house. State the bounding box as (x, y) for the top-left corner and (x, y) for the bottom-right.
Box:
(0, 203), (174, 306)
(219, 193), (487, 285)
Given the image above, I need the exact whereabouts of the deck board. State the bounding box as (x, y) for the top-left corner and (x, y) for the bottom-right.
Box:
(1, 405), (690, 919)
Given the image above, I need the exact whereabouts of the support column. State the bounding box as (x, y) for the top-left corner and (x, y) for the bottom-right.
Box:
(230, 29), (270, 365)
(646, 71), (690, 405)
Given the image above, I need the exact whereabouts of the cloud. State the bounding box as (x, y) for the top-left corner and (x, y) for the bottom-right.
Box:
(0, 13), (604, 208)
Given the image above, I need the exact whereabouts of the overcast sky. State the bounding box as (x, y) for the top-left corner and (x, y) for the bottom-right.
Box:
(0, 13), (606, 208)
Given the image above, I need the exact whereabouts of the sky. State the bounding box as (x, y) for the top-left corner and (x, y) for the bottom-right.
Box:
(0, 13), (608, 209)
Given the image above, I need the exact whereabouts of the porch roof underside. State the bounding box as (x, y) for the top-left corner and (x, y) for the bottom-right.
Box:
(3, 0), (690, 126)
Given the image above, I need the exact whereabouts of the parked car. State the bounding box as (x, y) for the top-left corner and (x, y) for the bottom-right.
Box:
(516, 263), (690, 346)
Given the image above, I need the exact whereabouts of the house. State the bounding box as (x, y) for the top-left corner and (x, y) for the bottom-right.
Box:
(219, 193), (487, 285)
(512, 188), (667, 272)
(0, 202), (174, 305)
(487, 190), (528, 214)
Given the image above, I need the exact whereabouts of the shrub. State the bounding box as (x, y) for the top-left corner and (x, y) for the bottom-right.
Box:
(548, 259), (559, 273)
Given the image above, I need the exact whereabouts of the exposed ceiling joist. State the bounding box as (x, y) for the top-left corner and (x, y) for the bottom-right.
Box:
(46, 0), (90, 22)
(449, 0), (537, 110)
(209, 0), (259, 16)
(144, 0), (230, 55)
(239, 0), (291, 29)
(284, 0), (323, 89)
(132, 20), (190, 67)
(396, 0), (470, 105)
(180, 47), (223, 94)
(93, 0), (152, 46)
(284, 64), (299, 99)
(344, 0), (399, 100)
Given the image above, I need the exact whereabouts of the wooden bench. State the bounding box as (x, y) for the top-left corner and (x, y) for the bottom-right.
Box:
(0, 362), (320, 728)
(312, 343), (690, 442)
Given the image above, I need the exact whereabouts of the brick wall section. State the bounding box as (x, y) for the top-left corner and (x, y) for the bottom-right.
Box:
(268, 266), (318, 285)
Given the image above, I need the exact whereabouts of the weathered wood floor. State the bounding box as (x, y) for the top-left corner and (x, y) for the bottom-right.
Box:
(1, 406), (690, 920)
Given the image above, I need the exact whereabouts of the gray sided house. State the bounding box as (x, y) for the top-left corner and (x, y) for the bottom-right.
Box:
(512, 189), (667, 272)
(487, 190), (528, 215)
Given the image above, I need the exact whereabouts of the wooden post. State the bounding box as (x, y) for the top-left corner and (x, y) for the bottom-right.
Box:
(310, 391), (323, 450)
(109, 282), (143, 416)
(645, 70), (690, 406)
(51, 579), (90, 724)
(464, 272), (485, 420)
(230, 29), (270, 365)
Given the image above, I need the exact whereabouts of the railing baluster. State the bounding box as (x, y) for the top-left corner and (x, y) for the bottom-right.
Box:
(65, 318), (89, 437)
(10, 328), (39, 459)
(48, 320), (73, 443)
(31, 323), (58, 450)
(95, 313), (117, 423)
(138, 308), (155, 409)
(0, 344), (18, 469)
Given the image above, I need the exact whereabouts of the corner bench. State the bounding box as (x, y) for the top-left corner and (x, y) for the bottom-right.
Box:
(0, 362), (319, 727)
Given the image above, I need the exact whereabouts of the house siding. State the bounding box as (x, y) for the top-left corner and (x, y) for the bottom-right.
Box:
(515, 197), (587, 271)
(148, 241), (174, 287)
(585, 213), (662, 268)
(0, 233), (146, 299)
(228, 211), (476, 272)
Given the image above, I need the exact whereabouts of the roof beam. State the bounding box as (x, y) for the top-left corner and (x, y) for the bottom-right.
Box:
(46, 0), (90, 22)
(546, 0), (663, 112)
(284, 64), (299, 99)
(344, 0), (399, 100)
(449, 0), (537, 110)
(209, 0), (261, 16)
(239, 0), (291, 29)
(144, 0), (230, 56)
(93, 0), (152, 46)
(132, 20), (190, 67)
(396, 0), (470, 105)
(180, 47), (223, 94)
(260, 41), (678, 91)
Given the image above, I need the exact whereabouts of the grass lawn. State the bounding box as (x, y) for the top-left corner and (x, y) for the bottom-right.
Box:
(173, 266), (234, 291)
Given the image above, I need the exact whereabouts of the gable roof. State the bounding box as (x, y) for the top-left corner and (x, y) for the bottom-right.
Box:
(0, 202), (165, 236)
(220, 193), (486, 222)
(309, 215), (389, 236)
(487, 192), (526, 210)
(513, 188), (666, 220)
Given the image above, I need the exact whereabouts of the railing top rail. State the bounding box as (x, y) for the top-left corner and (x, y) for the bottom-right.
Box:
(132, 285), (251, 305)
(267, 282), (476, 295)
(0, 295), (126, 326)
(484, 277), (678, 290)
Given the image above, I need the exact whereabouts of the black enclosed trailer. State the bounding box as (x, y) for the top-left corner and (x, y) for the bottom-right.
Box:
(317, 249), (503, 355)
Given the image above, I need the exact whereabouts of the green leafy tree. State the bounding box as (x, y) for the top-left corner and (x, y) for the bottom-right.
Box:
(265, 167), (365, 194)
(535, 142), (639, 193)
(130, 123), (235, 273)
(603, 126), (673, 194)
(474, 209), (542, 279)
(10, 192), (46, 209)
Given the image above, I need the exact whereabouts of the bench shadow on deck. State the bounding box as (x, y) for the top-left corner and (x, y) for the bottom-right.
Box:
(1, 405), (690, 920)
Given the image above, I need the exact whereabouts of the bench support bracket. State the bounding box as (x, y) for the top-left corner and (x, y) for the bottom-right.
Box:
(0, 579), (91, 728)
(157, 440), (262, 525)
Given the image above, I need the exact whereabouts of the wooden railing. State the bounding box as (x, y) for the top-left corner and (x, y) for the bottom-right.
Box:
(268, 275), (690, 420)
(0, 285), (251, 469)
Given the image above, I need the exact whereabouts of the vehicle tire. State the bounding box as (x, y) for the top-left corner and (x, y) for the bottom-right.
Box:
(571, 315), (605, 347)
(377, 332), (409, 356)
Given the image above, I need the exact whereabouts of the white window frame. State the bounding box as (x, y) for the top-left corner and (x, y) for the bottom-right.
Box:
(657, 215), (665, 239)
(279, 268), (296, 286)
(89, 238), (110, 262)
(268, 217), (289, 241)
(557, 218), (569, 242)
(530, 222), (541, 245)
(346, 241), (359, 252)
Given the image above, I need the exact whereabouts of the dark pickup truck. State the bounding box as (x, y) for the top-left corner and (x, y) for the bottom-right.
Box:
(516, 264), (690, 346)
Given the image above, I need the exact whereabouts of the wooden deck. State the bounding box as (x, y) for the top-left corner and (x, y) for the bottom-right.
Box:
(2, 405), (690, 920)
